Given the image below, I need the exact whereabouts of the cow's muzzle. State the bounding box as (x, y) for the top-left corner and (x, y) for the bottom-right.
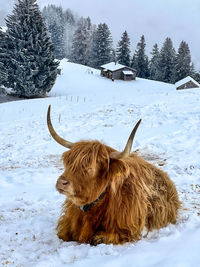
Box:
(56, 178), (70, 193)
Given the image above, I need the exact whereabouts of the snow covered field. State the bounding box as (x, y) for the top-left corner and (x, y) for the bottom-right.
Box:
(0, 61), (200, 266)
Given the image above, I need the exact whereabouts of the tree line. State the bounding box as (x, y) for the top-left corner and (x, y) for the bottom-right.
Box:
(42, 4), (200, 84)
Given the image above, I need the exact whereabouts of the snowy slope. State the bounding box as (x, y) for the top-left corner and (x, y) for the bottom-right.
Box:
(0, 61), (200, 267)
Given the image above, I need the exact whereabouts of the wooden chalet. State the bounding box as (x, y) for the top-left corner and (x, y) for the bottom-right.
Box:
(0, 26), (7, 33)
(175, 76), (200, 90)
(100, 62), (136, 81)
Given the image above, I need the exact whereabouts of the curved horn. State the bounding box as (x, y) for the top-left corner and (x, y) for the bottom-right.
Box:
(110, 119), (142, 160)
(47, 105), (74, 149)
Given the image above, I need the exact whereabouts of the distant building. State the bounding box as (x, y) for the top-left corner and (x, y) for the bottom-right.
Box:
(0, 26), (7, 33)
(100, 62), (136, 81)
(57, 68), (62, 75)
(175, 76), (200, 90)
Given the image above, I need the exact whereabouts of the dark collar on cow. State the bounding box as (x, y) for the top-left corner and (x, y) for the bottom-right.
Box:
(78, 185), (109, 212)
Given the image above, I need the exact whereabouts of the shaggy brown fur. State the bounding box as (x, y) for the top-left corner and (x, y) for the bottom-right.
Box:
(56, 140), (180, 245)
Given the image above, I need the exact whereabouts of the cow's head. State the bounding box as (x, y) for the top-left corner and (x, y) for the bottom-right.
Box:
(47, 105), (141, 206)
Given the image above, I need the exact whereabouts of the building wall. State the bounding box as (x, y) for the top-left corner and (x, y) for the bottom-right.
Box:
(177, 81), (199, 90)
(101, 69), (111, 78)
(112, 69), (124, 79)
(123, 74), (135, 81)
(112, 67), (136, 80)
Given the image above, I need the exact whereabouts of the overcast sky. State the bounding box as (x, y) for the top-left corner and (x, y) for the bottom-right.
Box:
(1, 0), (200, 68)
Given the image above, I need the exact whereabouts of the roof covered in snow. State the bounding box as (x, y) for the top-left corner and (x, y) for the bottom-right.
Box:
(175, 76), (200, 88)
(100, 62), (135, 72)
(122, 70), (133, 75)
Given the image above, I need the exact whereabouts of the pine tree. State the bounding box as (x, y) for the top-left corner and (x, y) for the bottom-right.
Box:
(149, 43), (160, 80)
(63, 8), (77, 58)
(192, 70), (200, 83)
(172, 41), (192, 82)
(190, 63), (196, 78)
(3, 0), (58, 98)
(42, 6), (78, 59)
(131, 35), (149, 78)
(111, 48), (116, 63)
(157, 37), (176, 83)
(116, 31), (131, 66)
(0, 28), (9, 87)
(64, 8), (76, 26)
(42, 5), (65, 59)
(70, 17), (93, 65)
(88, 23), (113, 68)
(88, 29), (98, 67)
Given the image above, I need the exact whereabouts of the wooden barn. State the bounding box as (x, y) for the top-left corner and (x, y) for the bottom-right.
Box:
(0, 26), (7, 32)
(100, 62), (136, 81)
(175, 76), (200, 90)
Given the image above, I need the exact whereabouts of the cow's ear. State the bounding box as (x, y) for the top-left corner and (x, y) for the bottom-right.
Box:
(108, 160), (130, 194)
(109, 159), (130, 180)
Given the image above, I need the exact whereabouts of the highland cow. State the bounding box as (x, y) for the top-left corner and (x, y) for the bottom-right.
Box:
(47, 105), (180, 245)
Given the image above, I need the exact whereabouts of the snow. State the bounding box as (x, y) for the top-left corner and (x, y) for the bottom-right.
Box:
(175, 75), (200, 88)
(100, 62), (134, 71)
(0, 60), (200, 266)
(122, 70), (133, 75)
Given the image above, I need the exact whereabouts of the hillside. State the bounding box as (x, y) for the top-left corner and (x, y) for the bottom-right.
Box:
(0, 61), (200, 266)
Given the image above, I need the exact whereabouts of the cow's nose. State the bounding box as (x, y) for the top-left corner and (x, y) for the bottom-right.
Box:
(61, 180), (69, 186)
(56, 178), (70, 191)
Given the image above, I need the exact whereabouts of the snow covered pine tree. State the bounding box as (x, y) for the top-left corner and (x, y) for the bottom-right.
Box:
(157, 37), (176, 83)
(149, 43), (160, 81)
(42, 5), (66, 60)
(42, 6), (78, 60)
(0, 28), (9, 87)
(116, 31), (131, 67)
(131, 35), (149, 79)
(4, 0), (58, 98)
(173, 41), (193, 83)
(88, 23), (113, 69)
(70, 17), (93, 66)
